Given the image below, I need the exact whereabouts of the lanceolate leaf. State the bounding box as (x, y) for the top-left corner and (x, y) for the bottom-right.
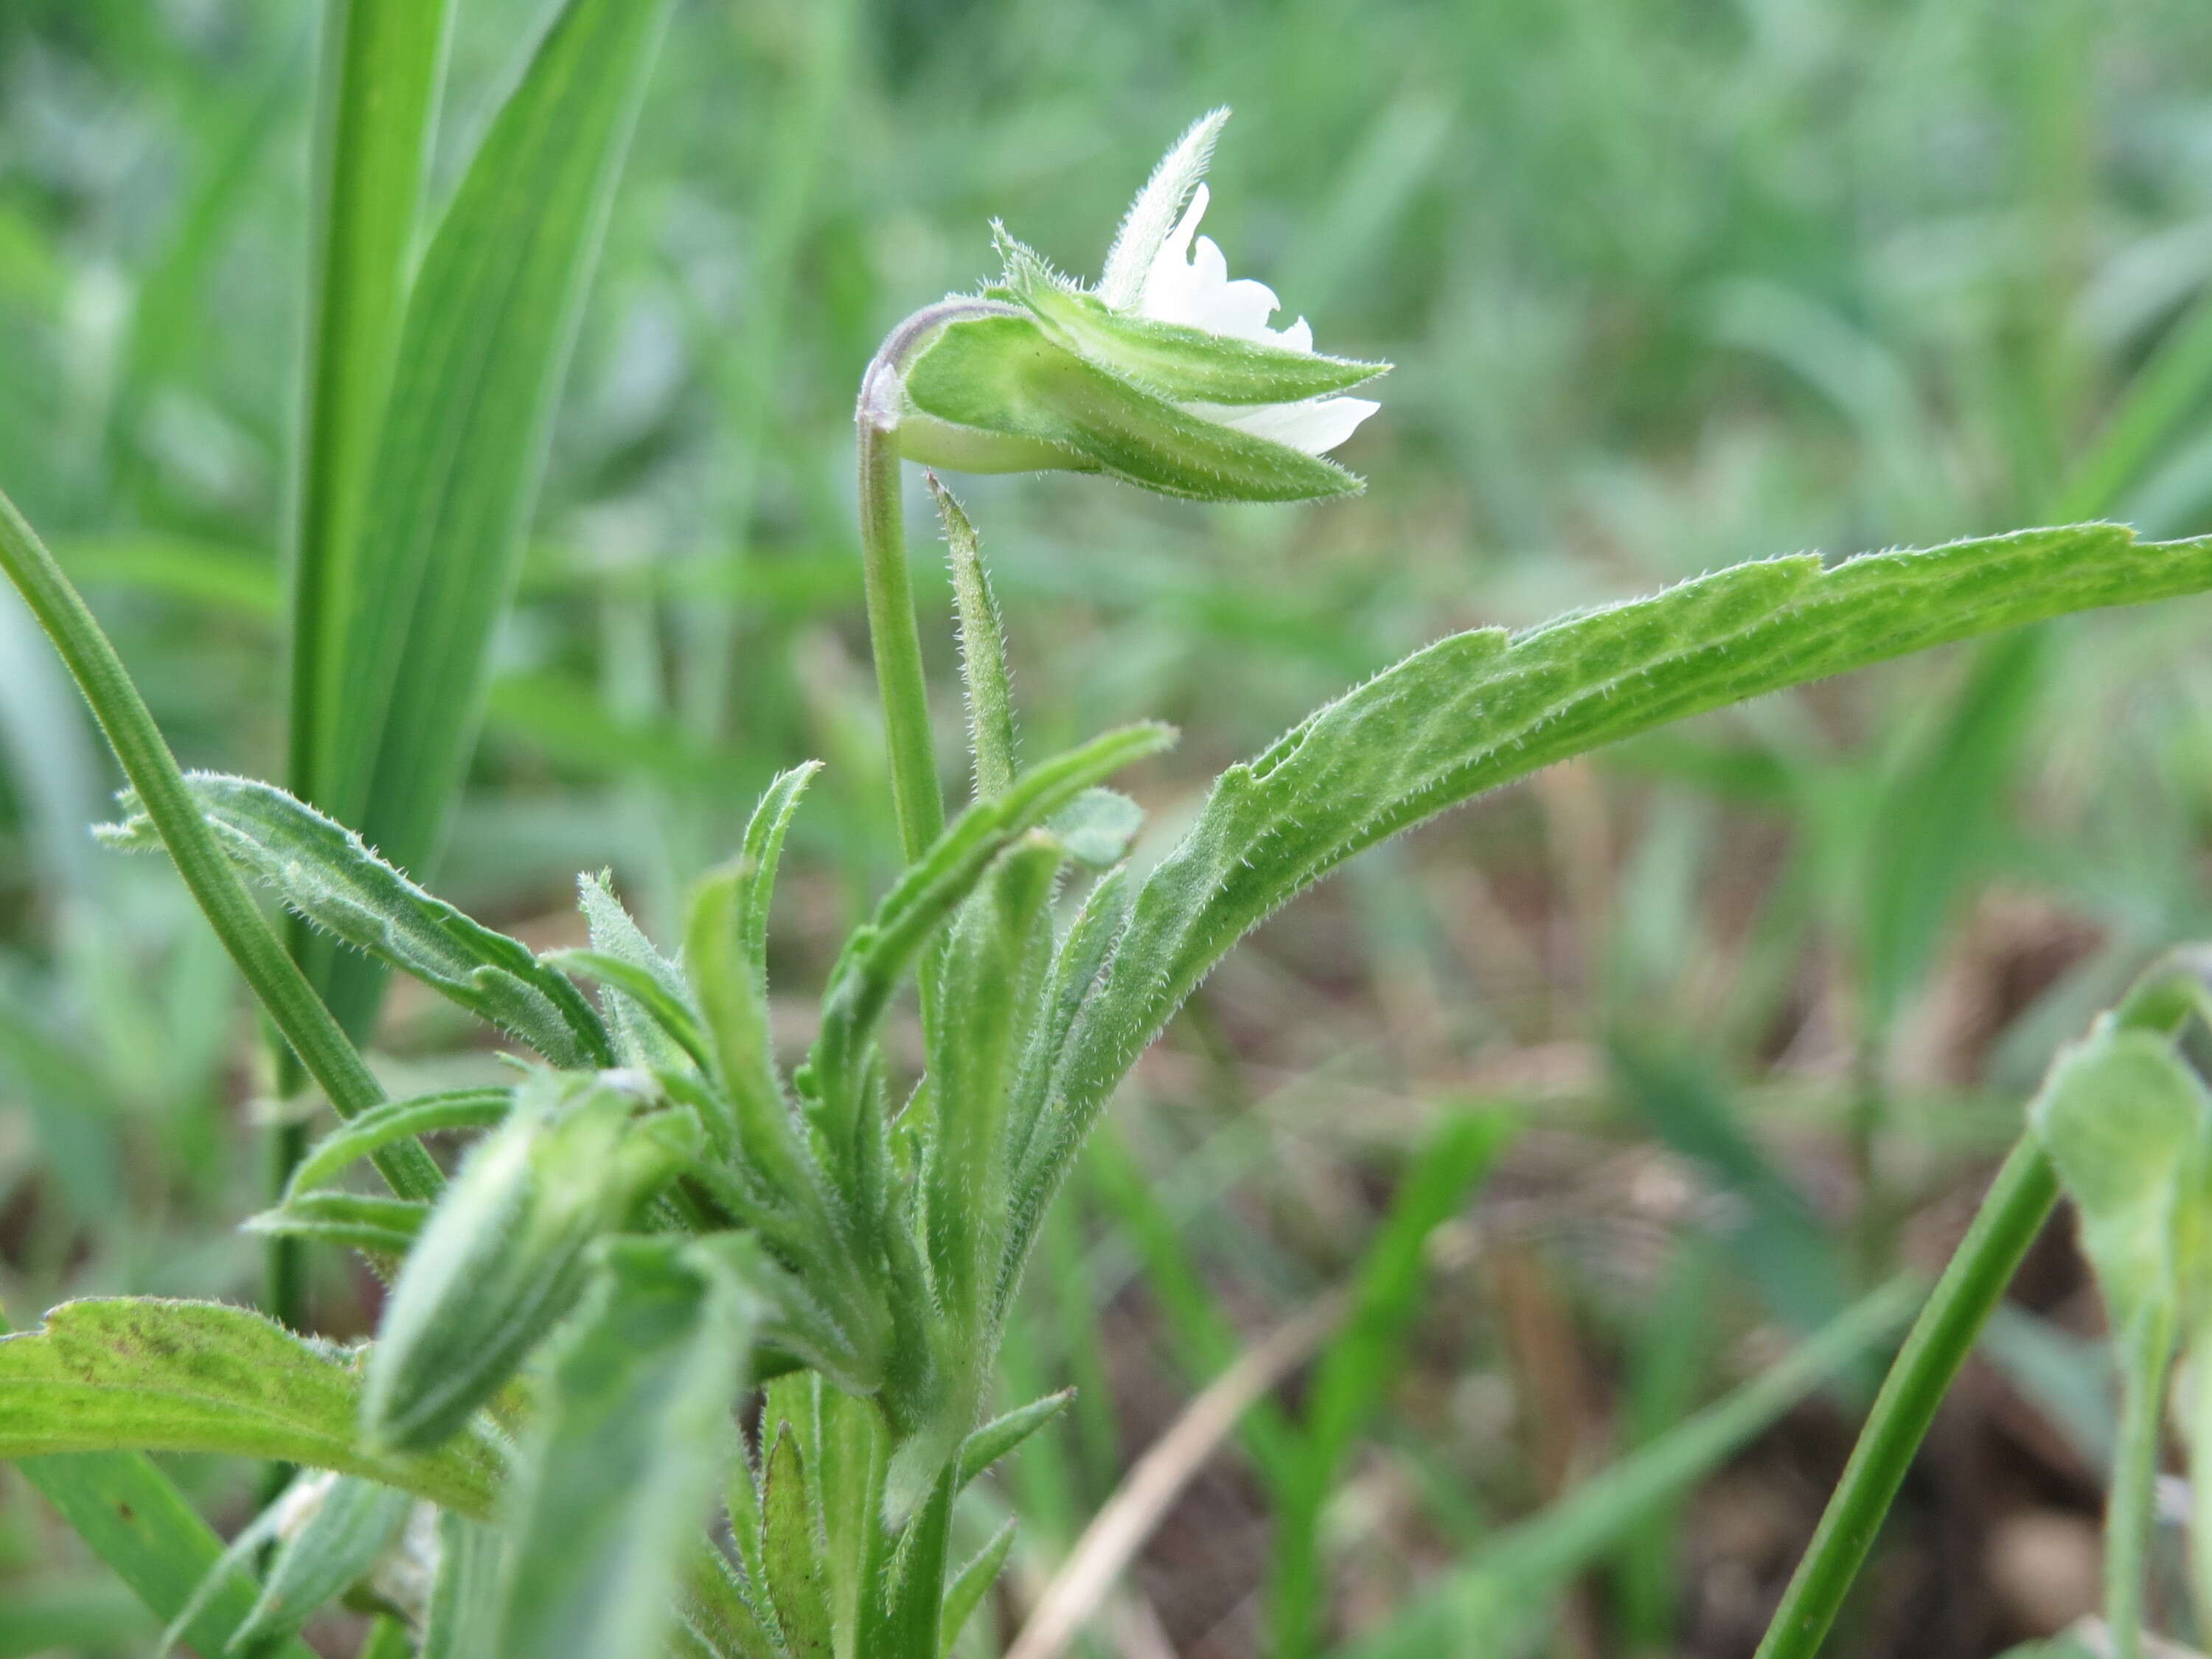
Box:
(494, 1236), (762, 1659)
(1017, 525), (2212, 1259)
(319, 0), (675, 1034)
(0, 1299), (499, 1514)
(101, 773), (611, 1066)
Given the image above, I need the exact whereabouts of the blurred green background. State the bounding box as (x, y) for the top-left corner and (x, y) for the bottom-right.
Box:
(8, 1), (2212, 1653)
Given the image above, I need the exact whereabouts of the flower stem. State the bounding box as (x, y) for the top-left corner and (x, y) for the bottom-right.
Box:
(855, 299), (1022, 866)
(0, 484), (441, 1208)
(855, 408), (945, 868)
(1753, 1135), (2058, 1658)
(2108, 1300), (2178, 1659)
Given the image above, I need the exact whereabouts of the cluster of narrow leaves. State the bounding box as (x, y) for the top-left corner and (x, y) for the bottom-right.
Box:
(10, 507), (2212, 1657)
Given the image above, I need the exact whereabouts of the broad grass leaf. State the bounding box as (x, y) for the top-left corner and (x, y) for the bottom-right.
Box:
(317, 0), (675, 1035)
(493, 1235), (761, 1659)
(288, 0), (453, 818)
(0, 1299), (499, 1514)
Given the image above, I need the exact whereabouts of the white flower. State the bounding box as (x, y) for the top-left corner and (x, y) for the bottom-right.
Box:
(1097, 109), (1379, 459)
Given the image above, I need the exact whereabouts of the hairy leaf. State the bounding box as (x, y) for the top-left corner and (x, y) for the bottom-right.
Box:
(101, 773), (608, 1065)
(0, 1299), (499, 1514)
(494, 1235), (761, 1659)
(285, 1087), (513, 1198)
(1020, 525), (2212, 1262)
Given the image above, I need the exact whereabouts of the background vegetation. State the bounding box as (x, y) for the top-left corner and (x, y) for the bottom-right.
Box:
(7, 1), (2212, 1653)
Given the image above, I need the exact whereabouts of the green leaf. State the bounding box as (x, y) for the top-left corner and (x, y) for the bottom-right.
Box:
(956, 1389), (1073, 1488)
(1008, 252), (1385, 408)
(100, 773), (611, 1066)
(0, 1298), (499, 1514)
(1020, 524), (2212, 1268)
(364, 1071), (698, 1450)
(288, 0), (453, 823)
(925, 835), (1062, 1341)
(810, 723), (1174, 1145)
(283, 1087), (514, 1197)
(939, 1519), (1015, 1652)
(899, 313), (1361, 502)
(318, 0), (675, 1034)
(13, 1453), (319, 1659)
(230, 1475), (414, 1652)
(1048, 788), (1143, 871)
(0, 1581), (154, 1659)
(493, 1234), (761, 1659)
(423, 1512), (505, 1659)
(548, 947), (714, 1074)
(760, 1424), (833, 1659)
(578, 872), (700, 1071)
(2027, 1017), (2212, 1334)
(737, 763), (821, 980)
(931, 475), (1018, 800)
(248, 1192), (431, 1256)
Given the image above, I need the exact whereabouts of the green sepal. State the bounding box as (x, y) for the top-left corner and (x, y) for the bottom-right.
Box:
(1002, 240), (1385, 407)
(898, 313), (1361, 502)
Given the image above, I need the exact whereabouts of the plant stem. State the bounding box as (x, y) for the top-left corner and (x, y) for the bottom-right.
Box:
(0, 484), (440, 1208)
(1753, 1135), (2058, 1659)
(854, 299), (1022, 867)
(855, 379), (947, 871)
(2108, 1300), (2178, 1659)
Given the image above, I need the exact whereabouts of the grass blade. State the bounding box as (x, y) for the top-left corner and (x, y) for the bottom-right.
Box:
(319, 0), (675, 1035)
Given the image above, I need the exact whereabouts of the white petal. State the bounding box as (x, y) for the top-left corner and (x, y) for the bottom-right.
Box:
(1137, 187), (1316, 353)
(1097, 108), (1230, 311)
(1217, 395), (1380, 456)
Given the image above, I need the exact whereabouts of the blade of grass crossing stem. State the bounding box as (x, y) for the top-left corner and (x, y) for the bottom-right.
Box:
(317, 0), (674, 1040)
(276, 0), (456, 1320)
(1270, 1109), (1512, 1659)
(1753, 1141), (2060, 1659)
(0, 487), (439, 1203)
(1347, 1276), (1923, 1659)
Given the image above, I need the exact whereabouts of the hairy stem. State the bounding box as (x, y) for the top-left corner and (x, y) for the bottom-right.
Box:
(0, 484), (440, 1206)
(1753, 1135), (2058, 1658)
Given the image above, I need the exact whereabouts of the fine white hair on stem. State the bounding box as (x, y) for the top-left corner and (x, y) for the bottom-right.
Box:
(1096, 107), (1230, 311)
